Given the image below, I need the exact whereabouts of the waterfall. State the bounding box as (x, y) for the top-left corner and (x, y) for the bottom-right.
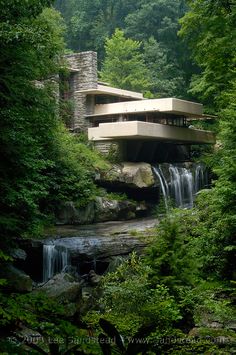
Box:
(153, 163), (208, 210)
(152, 166), (169, 210)
(194, 163), (208, 193)
(43, 243), (70, 282)
(169, 166), (194, 208)
(169, 165), (184, 207)
(182, 168), (194, 208)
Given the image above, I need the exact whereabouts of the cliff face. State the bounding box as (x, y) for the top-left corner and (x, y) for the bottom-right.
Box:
(16, 218), (157, 282)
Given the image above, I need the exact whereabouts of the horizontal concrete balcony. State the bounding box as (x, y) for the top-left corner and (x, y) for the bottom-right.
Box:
(87, 98), (203, 118)
(76, 84), (143, 100)
(88, 121), (215, 144)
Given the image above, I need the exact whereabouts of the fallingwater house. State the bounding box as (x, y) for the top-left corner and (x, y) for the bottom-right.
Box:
(30, 52), (218, 283)
(63, 51), (215, 163)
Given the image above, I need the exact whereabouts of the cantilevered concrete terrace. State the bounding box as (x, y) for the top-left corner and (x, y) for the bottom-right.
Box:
(87, 98), (203, 118)
(87, 97), (215, 144)
(76, 84), (143, 100)
(88, 121), (215, 144)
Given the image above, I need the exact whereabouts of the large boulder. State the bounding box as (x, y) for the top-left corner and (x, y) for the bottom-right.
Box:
(56, 197), (145, 225)
(98, 162), (155, 188)
(0, 264), (32, 292)
(33, 273), (83, 317)
(56, 201), (95, 225)
(94, 196), (136, 222)
(9, 248), (27, 260)
(38, 273), (82, 303)
(122, 162), (155, 188)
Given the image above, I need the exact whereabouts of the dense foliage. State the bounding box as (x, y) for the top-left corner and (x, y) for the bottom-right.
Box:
(55, 0), (196, 98)
(179, 0), (236, 109)
(83, 208), (235, 353)
(125, 0), (193, 98)
(100, 29), (151, 94)
(0, 2), (63, 242)
(54, 0), (140, 57)
(179, 0), (236, 280)
(0, 1), (108, 352)
(0, 0), (106, 246)
(84, 253), (181, 336)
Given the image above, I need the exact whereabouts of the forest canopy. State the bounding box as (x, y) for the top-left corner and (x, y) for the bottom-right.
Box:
(55, 0), (194, 98)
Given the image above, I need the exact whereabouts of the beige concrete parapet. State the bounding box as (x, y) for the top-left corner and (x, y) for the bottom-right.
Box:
(88, 121), (215, 144)
(76, 84), (143, 100)
(88, 98), (203, 118)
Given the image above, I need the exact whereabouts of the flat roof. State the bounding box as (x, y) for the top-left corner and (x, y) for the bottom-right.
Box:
(88, 121), (215, 144)
(76, 84), (143, 100)
(87, 98), (203, 118)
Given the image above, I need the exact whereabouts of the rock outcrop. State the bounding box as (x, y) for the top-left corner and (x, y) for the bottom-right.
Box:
(9, 248), (27, 261)
(0, 264), (33, 292)
(54, 234), (148, 261)
(55, 162), (159, 226)
(56, 201), (95, 225)
(38, 273), (82, 302)
(18, 218), (157, 280)
(56, 197), (147, 225)
(97, 162), (155, 188)
(94, 197), (136, 221)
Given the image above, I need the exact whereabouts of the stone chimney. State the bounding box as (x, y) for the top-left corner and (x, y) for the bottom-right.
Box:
(64, 52), (98, 131)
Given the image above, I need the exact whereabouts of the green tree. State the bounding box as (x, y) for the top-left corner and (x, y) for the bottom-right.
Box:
(0, 1), (104, 246)
(145, 211), (202, 291)
(143, 37), (186, 97)
(0, 2), (108, 351)
(179, 0), (236, 279)
(193, 92), (236, 280)
(0, 2), (65, 243)
(55, 0), (196, 98)
(179, 0), (236, 109)
(84, 254), (181, 340)
(55, 0), (139, 59)
(100, 29), (151, 93)
(125, 0), (194, 98)
(125, 0), (186, 44)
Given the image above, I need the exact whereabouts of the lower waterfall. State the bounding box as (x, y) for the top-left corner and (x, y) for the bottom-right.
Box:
(153, 163), (208, 210)
(43, 243), (70, 282)
(41, 164), (208, 281)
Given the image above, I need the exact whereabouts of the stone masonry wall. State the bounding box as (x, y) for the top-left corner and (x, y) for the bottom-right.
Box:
(94, 141), (126, 161)
(65, 52), (97, 132)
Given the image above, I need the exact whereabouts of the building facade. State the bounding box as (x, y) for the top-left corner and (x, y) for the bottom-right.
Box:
(63, 51), (215, 162)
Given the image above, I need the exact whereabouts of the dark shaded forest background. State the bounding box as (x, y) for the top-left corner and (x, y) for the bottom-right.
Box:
(55, 0), (195, 98)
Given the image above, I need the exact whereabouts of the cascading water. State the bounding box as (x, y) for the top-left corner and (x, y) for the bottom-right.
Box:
(183, 168), (194, 208)
(153, 163), (208, 210)
(169, 165), (184, 207)
(169, 165), (194, 208)
(194, 163), (208, 192)
(152, 166), (169, 210)
(43, 243), (70, 282)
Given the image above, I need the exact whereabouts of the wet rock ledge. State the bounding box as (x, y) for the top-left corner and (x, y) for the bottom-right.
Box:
(17, 218), (157, 282)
